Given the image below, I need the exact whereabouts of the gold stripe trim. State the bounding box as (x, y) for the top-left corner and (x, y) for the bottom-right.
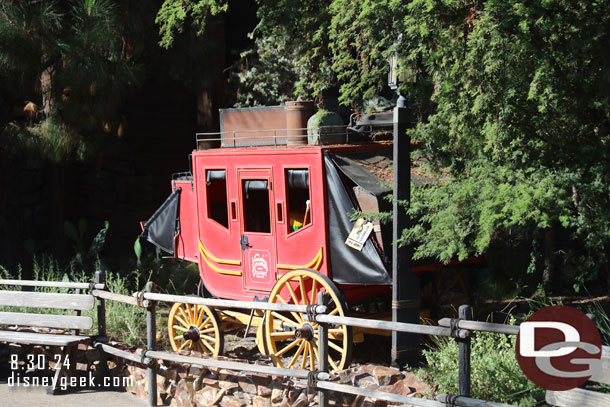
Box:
(198, 240), (242, 276)
(277, 248), (323, 271)
(198, 240), (241, 265)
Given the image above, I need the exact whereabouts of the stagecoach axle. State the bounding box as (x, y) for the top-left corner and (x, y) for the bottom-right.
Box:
(294, 324), (314, 341)
(183, 326), (200, 342)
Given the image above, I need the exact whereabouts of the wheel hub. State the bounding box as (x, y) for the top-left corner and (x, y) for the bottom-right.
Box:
(183, 325), (200, 342)
(294, 323), (314, 341)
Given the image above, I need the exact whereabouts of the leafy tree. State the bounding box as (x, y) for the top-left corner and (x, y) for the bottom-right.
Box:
(398, 0), (610, 292)
(228, 33), (299, 107)
(0, 0), (141, 161)
(155, 0), (610, 293)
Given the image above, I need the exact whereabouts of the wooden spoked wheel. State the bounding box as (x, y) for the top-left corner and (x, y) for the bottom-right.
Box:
(265, 269), (353, 371)
(168, 303), (224, 357)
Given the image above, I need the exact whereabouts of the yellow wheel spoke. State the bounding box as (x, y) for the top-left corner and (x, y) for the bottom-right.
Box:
(201, 339), (215, 353)
(169, 303), (223, 357)
(310, 279), (318, 305)
(275, 339), (301, 357)
(175, 315), (190, 329)
(271, 311), (299, 327)
(298, 276), (307, 305)
(301, 343), (309, 369)
(265, 269), (352, 372)
(287, 340), (306, 368)
(196, 306), (205, 326)
(178, 339), (192, 351)
(187, 304), (196, 322)
(270, 331), (295, 339)
(199, 319), (213, 330)
(328, 356), (339, 371)
(280, 289), (304, 323)
(309, 343), (315, 369)
(178, 306), (190, 323)
(286, 283), (300, 306)
(328, 340), (344, 353)
(196, 341), (207, 355)
(201, 334), (217, 343)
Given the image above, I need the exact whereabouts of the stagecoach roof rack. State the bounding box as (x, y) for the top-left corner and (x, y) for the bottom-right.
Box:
(195, 125), (392, 150)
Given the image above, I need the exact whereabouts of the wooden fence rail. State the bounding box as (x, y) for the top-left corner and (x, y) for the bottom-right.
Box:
(92, 280), (522, 407)
(1, 274), (532, 407)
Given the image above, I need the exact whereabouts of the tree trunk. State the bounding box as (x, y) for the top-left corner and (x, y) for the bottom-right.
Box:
(40, 67), (53, 117)
(543, 225), (555, 293)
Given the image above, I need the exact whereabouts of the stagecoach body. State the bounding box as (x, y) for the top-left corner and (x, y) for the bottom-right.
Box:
(145, 142), (394, 304)
(141, 106), (472, 370)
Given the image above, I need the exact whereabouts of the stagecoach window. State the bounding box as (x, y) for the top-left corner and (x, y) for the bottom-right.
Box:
(286, 169), (311, 233)
(206, 169), (228, 229)
(242, 180), (271, 233)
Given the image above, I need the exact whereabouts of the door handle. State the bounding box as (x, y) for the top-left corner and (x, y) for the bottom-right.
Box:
(240, 234), (250, 250)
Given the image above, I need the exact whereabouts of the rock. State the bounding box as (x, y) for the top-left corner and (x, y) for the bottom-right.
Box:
(379, 372), (428, 396)
(350, 396), (383, 407)
(271, 388), (284, 403)
(219, 396), (245, 407)
(157, 373), (167, 390)
(237, 377), (257, 394)
(193, 387), (218, 406)
(189, 365), (208, 377)
(335, 368), (354, 383)
(210, 389), (227, 406)
(353, 372), (376, 389)
(291, 392), (308, 407)
(202, 376), (221, 387)
(135, 378), (148, 400)
(248, 372), (273, 387)
(372, 365), (403, 386)
(252, 396), (271, 407)
(174, 379), (196, 407)
(220, 379), (240, 392)
(166, 383), (177, 397)
(257, 384), (273, 397)
(219, 369), (239, 381)
(287, 389), (301, 403)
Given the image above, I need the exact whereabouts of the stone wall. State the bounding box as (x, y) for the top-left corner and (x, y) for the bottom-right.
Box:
(120, 349), (429, 407)
(0, 341), (428, 407)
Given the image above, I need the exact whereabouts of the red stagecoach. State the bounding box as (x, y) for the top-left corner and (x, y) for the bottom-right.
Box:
(141, 105), (472, 371)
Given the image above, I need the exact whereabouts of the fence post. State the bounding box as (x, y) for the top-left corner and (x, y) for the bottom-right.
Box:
(317, 291), (329, 407)
(146, 281), (158, 407)
(95, 270), (107, 340)
(458, 304), (471, 397)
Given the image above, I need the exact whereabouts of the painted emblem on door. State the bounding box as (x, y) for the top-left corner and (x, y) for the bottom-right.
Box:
(250, 250), (270, 280)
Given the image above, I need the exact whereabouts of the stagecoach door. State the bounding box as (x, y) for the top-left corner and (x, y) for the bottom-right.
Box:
(238, 169), (277, 292)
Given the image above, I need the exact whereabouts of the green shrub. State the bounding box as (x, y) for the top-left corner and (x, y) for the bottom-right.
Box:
(416, 331), (545, 406)
(94, 270), (146, 345)
(0, 257), (146, 344)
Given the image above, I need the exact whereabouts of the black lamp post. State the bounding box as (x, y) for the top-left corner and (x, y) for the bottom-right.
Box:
(388, 38), (420, 367)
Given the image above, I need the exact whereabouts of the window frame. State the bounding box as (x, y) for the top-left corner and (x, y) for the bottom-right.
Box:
(240, 176), (273, 235)
(284, 166), (313, 238)
(204, 167), (230, 231)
